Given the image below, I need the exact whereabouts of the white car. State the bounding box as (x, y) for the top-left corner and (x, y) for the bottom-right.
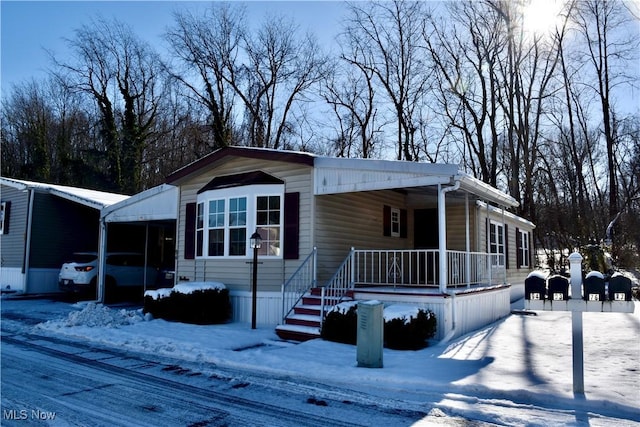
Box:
(59, 252), (157, 293)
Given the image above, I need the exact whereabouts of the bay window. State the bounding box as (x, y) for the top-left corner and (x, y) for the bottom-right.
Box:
(196, 185), (283, 258)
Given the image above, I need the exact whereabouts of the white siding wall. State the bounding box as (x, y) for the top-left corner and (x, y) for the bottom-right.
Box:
(176, 157), (314, 294)
(351, 286), (510, 341)
(0, 267), (24, 292)
(229, 290), (282, 326)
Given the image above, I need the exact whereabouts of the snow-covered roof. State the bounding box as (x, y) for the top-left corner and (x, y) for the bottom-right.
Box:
(101, 184), (178, 223)
(1, 177), (129, 210)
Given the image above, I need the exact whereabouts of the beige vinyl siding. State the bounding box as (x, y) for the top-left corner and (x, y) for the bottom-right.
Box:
(475, 204), (535, 285)
(445, 204), (476, 251)
(314, 190), (410, 284)
(0, 185), (28, 268)
(176, 156), (313, 293)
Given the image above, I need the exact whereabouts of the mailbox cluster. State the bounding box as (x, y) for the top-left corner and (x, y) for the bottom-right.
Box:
(525, 271), (633, 302)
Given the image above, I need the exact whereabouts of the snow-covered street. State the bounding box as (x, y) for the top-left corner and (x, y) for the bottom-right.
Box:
(1, 297), (639, 426)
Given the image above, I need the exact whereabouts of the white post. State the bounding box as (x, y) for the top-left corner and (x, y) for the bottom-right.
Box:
(437, 185), (447, 293)
(568, 251), (584, 394)
(465, 192), (471, 288)
(97, 219), (107, 303)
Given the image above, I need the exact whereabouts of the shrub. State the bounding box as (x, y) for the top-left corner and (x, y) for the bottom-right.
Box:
(320, 303), (358, 344)
(384, 309), (437, 350)
(320, 302), (437, 349)
(144, 288), (231, 324)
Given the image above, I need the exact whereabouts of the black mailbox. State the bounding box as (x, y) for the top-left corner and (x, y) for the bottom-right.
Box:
(525, 273), (547, 300)
(608, 274), (632, 301)
(547, 275), (569, 301)
(583, 272), (606, 301)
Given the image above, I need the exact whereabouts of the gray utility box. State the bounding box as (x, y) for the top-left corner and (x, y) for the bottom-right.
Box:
(357, 300), (384, 368)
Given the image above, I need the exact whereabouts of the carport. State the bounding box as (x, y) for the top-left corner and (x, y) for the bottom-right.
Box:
(97, 184), (178, 302)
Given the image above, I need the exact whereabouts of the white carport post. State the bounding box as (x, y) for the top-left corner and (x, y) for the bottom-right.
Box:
(96, 218), (107, 303)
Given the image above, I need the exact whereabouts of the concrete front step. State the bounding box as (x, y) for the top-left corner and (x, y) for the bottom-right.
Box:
(294, 304), (323, 316)
(275, 324), (320, 342)
(285, 313), (322, 327)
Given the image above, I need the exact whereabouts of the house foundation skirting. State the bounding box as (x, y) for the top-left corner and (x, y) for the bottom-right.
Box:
(352, 285), (511, 340)
(0, 267), (24, 292)
(229, 290), (283, 326)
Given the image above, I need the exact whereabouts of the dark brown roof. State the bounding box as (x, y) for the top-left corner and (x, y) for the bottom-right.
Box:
(197, 170), (284, 194)
(166, 146), (315, 184)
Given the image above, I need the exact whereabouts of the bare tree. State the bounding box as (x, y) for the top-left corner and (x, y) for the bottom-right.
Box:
(0, 77), (99, 186)
(323, 53), (381, 158)
(54, 17), (166, 193)
(572, 0), (640, 224)
(229, 13), (330, 149)
(165, 4), (239, 152)
(425, 1), (507, 185)
(343, 0), (432, 161)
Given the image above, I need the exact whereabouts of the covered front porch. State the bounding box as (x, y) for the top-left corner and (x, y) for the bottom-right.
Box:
(276, 158), (521, 341)
(277, 246), (511, 341)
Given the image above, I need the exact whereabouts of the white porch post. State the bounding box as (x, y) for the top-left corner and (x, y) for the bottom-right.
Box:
(465, 192), (471, 288)
(438, 182), (460, 293)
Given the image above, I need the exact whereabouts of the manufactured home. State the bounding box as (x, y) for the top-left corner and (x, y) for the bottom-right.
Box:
(0, 177), (128, 294)
(166, 147), (535, 341)
(0, 178), (178, 298)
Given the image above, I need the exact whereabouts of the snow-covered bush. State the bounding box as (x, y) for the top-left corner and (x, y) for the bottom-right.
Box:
(143, 282), (230, 324)
(321, 302), (358, 344)
(320, 302), (437, 349)
(383, 306), (437, 350)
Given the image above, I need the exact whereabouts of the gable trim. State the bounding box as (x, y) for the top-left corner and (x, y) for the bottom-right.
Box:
(166, 147), (315, 184)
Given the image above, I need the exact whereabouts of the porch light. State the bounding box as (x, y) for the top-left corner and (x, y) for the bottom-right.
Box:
(250, 230), (262, 249)
(250, 230), (262, 329)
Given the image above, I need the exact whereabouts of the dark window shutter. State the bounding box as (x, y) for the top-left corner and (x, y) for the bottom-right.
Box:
(184, 202), (196, 260)
(400, 209), (407, 238)
(2, 201), (10, 234)
(383, 205), (391, 236)
(283, 192), (300, 260)
(504, 224), (509, 269)
(486, 218), (489, 252)
(516, 227), (522, 269)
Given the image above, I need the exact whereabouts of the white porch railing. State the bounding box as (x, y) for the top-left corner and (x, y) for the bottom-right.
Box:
(351, 249), (505, 288)
(281, 247), (317, 321)
(281, 247), (506, 325)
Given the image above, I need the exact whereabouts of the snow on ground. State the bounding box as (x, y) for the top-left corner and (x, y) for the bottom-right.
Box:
(7, 297), (640, 426)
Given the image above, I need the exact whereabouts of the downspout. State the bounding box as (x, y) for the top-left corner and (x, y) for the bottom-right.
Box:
(438, 180), (460, 343)
(23, 189), (35, 293)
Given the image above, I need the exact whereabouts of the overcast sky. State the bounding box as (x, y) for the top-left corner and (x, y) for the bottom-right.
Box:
(0, 1), (346, 94)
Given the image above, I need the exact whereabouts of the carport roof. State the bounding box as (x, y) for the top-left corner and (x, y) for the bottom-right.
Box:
(0, 177), (129, 210)
(101, 184), (178, 222)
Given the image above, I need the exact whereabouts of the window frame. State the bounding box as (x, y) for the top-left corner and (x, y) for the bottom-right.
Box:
(390, 207), (401, 237)
(489, 220), (505, 267)
(518, 229), (530, 268)
(195, 184), (284, 259)
(0, 201), (8, 235)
